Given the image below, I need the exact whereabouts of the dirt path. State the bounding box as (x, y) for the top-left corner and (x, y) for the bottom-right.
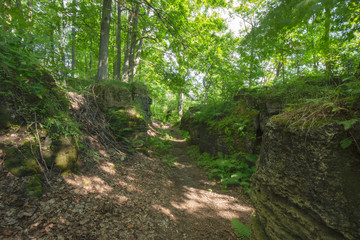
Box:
(0, 125), (253, 239)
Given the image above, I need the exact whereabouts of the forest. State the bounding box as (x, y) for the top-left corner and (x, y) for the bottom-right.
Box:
(0, 0), (359, 239)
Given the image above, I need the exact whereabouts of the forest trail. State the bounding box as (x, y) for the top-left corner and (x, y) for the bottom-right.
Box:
(0, 123), (253, 239)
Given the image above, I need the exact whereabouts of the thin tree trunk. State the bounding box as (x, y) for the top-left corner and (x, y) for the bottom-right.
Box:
(324, 5), (331, 78)
(281, 48), (285, 84)
(114, 1), (122, 79)
(89, 39), (92, 78)
(96, 0), (112, 82)
(60, 0), (66, 81)
(178, 90), (184, 117)
(71, 0), (76, 79)
(122, 8), (132, 82)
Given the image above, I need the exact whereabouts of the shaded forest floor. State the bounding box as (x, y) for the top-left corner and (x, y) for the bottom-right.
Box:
(0, 123), (253, 239)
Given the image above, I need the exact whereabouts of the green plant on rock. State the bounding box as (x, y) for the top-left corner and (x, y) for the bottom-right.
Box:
(231, 218), (251, 240)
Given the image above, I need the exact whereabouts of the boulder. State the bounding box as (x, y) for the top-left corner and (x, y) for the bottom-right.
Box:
(95, 81), (132, 111)
(250, 117), (360, 240)
(52, 136), (80, 173)
(4, 142), (40, 177)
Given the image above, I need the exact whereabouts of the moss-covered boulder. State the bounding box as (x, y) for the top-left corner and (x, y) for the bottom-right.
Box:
(131, 81), (152, 122)
(95, 81), (132, 111)
(4, 142), (40, 177)
(250, 117), (360, 240)
(52, 136), (80, 173)
(107, 106), (148, 146)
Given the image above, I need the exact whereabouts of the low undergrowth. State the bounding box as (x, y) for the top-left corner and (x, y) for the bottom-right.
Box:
(147, 131), (177, 167)
(187, 146), (257, 193)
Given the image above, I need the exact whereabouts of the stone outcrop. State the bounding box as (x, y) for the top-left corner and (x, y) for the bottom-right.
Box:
(250, 117), (360, 240)
(96, 81), (152, 145)
(180, 93), (283, 155)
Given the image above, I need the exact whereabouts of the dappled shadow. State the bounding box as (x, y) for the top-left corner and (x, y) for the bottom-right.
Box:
(0, 125), (252, 239)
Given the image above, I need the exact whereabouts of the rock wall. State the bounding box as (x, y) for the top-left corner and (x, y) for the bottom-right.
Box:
(95, 81), (152, 145)
(251, 117), (360, 240)
(180, 94), (282, 155)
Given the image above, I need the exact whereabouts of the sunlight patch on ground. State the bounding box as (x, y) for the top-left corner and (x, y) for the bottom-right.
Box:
(171, 186), (252, 220)
(99, 162), (116, 175)
(152, 204), (177, 221)
(174, 162), (193, 169)
(116, 179), (141, 192)
(169, 138), (186, 143)
(114, 195), (129, 204)
(64, 175), (113, 195)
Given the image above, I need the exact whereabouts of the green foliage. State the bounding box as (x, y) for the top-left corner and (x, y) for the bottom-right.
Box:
(0, 32), (81, 139)
(340, 138), (353, 149)
(147, 135), (173, 157)
(231, 219), (251, 240)
(179, 130), (190, 142)
(25, 174), (43, 198)
(338, 118), (359, 131)
(106, 109), (134, 140)
(187, 146), (256, 193)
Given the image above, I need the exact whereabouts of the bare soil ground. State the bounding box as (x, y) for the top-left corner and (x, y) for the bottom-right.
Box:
(0, 123), (253, 240)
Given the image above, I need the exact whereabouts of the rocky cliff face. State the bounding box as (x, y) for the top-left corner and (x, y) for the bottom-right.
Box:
(251, 117), (360, 240)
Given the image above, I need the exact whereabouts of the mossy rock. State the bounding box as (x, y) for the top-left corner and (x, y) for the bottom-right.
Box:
(107, 106), (148, 144)
(25, 174), (43, 198)
(0, 105), (11, 129)
(52, 136), (79, 173)
(4, 142), (40, 177)
(94, 80), (132, 111)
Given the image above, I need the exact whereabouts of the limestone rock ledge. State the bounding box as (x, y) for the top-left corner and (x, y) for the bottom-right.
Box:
(250, 118), (360, 240)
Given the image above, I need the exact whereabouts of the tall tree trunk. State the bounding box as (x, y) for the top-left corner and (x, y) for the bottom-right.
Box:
(89, 39), (93, 78)
(324, 5), (331, 78)
(114, 1), (122, 79)
(60, 0), (66, 81)
(202, 64), (211, 105)
(275, 60), (282, 78)
(178, 90), (184, 117)
(122, 2), (140, 83)
(131, 35), (144, 82)
(71, 0), (76, 79)
(96, 0), (112, 82)
(128, 3), (140, 83)
(122, 8), (132, 82)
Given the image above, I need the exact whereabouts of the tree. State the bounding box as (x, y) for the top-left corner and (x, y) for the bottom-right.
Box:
(96, 0), (112, 82)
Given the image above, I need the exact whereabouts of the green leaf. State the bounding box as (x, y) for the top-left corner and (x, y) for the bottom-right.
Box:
(338, 119), (359, 130)
(340, 139), (353, 149)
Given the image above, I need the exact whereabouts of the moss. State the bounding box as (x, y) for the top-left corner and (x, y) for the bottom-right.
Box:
(53, 136), (79, 173)
(25, 174), (42, 198)
(4, 143), (40, 177)
(0, 105), (11, 129)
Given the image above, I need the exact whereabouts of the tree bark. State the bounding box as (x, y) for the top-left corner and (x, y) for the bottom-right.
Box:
(324, 5), (331, 78)
(96, 0), (112, 82)
(114, 1), (122, 79)
(178, 90), (184, 117)
(131, 35), (144, 82)
(71, 0), (76, 78)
